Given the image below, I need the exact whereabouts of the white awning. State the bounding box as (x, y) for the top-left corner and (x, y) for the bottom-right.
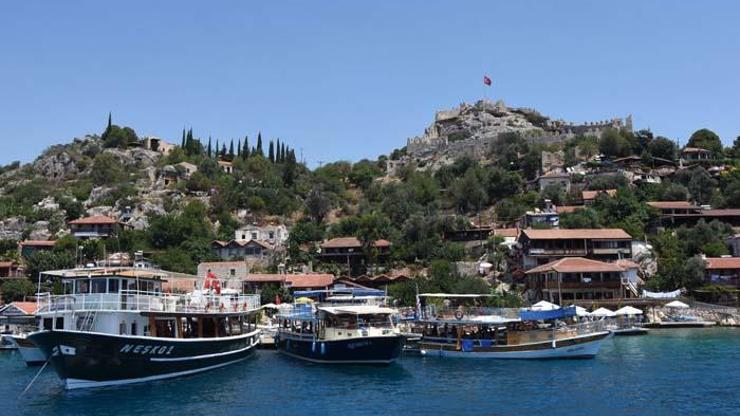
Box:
(318, 305), (396, 315)
(615, 306), (643, 316)
(569, 305), (590, 317)
(665, 300), (690, 309)
(530, 300), (560, 311)
(590, 307), (616, 317)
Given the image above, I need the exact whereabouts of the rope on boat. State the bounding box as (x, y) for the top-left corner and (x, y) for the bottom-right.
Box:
(21, 359), (49, 396)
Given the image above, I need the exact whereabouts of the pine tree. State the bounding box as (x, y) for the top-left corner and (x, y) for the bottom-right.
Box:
(268, 141), (275, 163)
(207, 137), (212, 158)
(256, 132), (263, 157)
(242, 136), (250, 159)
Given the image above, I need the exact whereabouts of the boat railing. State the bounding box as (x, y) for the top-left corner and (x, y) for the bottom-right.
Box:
(424, 320), (609, 346)
(36, 291), (261, 314)
(419, 306), (520, 322)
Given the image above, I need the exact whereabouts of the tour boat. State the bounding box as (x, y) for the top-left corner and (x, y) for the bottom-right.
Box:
(27, 268), (261, 389)
(416, 294), (611, 359)
(276, 303), (404, 364)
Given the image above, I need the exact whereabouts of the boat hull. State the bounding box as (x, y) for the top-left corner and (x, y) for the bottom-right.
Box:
(9, 335), (46, 365)
(612, 327), (649, 336)
(420, 332), (611, 359)
(28, 329), (260, 389)
(276, 333), (403, 364)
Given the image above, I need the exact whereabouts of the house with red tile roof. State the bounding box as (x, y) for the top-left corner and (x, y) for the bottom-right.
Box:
(318, 237), (391, 277)
(526, 257), (636, 303)
(518, 228), (632, 270)
(19, 240), (56, 258)
(582, 189), (617, 204)
(69, 215), (125, 239)
(241, 273), (334, 294)
(703, 257), (740, 286)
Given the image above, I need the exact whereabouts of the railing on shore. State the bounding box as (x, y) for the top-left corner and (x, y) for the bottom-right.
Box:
(36, 291), (261, 314)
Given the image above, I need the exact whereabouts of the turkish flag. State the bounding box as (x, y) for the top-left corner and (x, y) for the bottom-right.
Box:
(483, 75), (492, 86)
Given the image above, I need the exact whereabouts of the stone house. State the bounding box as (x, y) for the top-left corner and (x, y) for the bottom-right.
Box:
(538, 170), (571, 192)
(218, 160), (234, 174)
(234, 224), (289, 247)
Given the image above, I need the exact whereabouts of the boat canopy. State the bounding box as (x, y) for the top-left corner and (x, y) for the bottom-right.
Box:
(569, 305), (590, 317)
(293, 288), (385, 298)
(318, 305), (396, 315)
(519, 305), (576, 321)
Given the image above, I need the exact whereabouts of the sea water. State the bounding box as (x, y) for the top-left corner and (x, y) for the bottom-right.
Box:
(1, 328), (739, 416)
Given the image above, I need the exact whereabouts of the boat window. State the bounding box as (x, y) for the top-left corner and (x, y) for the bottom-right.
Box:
(43, 318), (53, 330)
(108, 278), (120, 293)
(55, 317), (64, 330)
(120, 321), (127, 335)
(91, 279), (107, 293)
(62, 280), (73, 295)
(76, 279), (90, 294)
(131, 322), (137, 335)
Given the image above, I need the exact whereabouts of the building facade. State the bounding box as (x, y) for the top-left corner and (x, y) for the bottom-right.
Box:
(518, 228), (632, 270)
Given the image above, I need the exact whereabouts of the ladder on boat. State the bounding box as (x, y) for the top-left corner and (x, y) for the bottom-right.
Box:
(76, 311), (97, 332)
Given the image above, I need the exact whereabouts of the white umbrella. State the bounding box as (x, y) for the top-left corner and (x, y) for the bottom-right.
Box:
(531, 300), (560, 311)
(590, 307), (616, 317)
(261, 303), (279, 309)
(615, 306), (643, 316)
(569, 305), (590, 317)
(665, 300), (689, 309)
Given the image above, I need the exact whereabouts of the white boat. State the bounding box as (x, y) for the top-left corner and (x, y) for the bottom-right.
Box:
(8, 333), (46, 365)
(416, 294), (611, 359)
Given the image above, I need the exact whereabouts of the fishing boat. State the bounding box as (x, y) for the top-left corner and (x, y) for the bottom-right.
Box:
(27, 267), (261, 389)
(416, 294), (611, 359)
(611, 306), (649, 336)
(276, 302), (404, 364)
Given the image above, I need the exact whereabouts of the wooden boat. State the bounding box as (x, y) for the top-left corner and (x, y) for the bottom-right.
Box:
(8, 333), (46, 365)
(276, 304), (404, 364)
(416, 294), (611, 359)
(27, 268), (261, 389)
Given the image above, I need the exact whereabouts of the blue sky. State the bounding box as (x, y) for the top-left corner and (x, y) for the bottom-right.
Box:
(1, 1), (739, 167)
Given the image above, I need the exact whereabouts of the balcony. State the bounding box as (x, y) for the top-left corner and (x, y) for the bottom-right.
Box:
(542, 281), (622, 289)
(527, 248), (587, 256)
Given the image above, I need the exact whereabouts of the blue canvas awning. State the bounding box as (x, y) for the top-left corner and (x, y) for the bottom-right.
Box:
(520, 306), (576, 321)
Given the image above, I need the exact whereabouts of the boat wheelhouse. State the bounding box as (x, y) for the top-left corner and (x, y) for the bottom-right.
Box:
(28, 267), (261, 389)
(276, 303), (404, 364)
(416, 294), (611, 359)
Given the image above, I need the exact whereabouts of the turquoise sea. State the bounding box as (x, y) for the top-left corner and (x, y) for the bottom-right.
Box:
(1, 328), (739, 416)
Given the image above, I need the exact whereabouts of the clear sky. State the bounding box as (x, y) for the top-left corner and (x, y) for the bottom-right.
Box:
(1, 1), (739, 167)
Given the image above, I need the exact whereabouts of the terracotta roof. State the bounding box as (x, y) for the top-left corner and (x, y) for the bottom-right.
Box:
(521, 228), (631, 240)
(7, 302), (38, 315)
(526, 257), (625, 274)
(217, 160), (233, 166)
(213, 239), (273, 249)
(321, 237), (391, 249)
(704, 257), (740, 270)
(20, 240), (56, 247)
(69, 215), (118, 225)
(493, 228), (519, 238)
(582, 189), (617, 200)
(199, 261), (246, 267)
(615, 259), (641, 270)
(647, 201), (696, 210)
(555, 205), (584, 214)
(0, 261), (15, 268)
(285, 274), (334, 288)
(701, 209), (740, 217)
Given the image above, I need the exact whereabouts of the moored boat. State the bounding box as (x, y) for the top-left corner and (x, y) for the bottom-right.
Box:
(416, 294), (611, 359)
(276, 303), (404, 364)
(27, 267), (261, 389)
(8, 334), (46, 365)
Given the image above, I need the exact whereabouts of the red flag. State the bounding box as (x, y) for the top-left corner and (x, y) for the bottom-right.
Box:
(275, 294), (281, 305)
(483, 75), (492, 86)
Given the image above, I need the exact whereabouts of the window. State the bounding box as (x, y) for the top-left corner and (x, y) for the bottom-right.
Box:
(251, 232), (258, 240)
(108, 279), (119, 293)
(91, 279), (106, 293)
(131, 322), (137, 335)
(230, 268), (236, 276)
(269, 231), (274, 239)
(241, 234), (246, 240)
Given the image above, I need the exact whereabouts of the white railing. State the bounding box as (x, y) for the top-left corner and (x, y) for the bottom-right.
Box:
(420, 306), (521, 322)
(36, 290), (261, 314)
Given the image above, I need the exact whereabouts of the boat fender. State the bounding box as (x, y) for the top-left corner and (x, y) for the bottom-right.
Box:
(454, 310), (464, 320)
(312, 341), (316, 352)
(320, 342), (326, 355)
(219, 304), (225, 312)
(243, 302), (248, 311)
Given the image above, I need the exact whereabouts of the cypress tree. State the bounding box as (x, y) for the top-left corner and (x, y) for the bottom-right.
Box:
(256, 132), (263, 157)
(275, 139), (281, 162)
(237, 139), (242, 157)
(228, 139), (235, 159)
(221, 143), (227, 157)
(280, 143), (286, 163)
(268, 141), (275, 163)
(107, 112), (112, 131)
(242, 136), (250, 159)
(207, 136), (212, 158)
(181, 129), (186, 148)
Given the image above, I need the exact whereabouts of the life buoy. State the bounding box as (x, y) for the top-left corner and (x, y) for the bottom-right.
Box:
(454, 310), (464, 320)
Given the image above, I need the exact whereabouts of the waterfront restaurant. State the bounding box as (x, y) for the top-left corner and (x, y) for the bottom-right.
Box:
(525, 257), (630, 304)
(518, 228), (632, 270)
